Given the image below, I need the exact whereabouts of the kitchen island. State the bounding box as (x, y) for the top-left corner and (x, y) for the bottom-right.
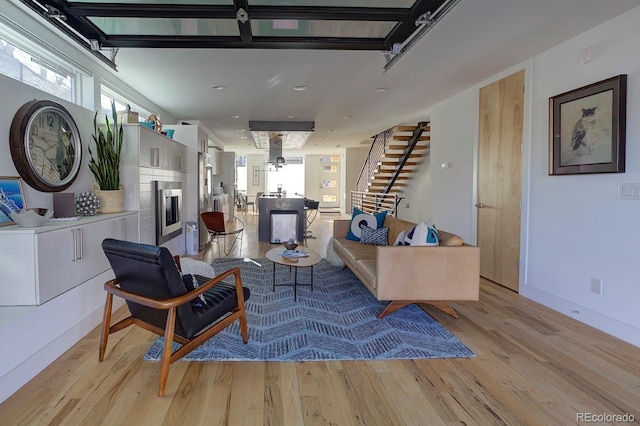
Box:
(258, 194), (305, 242)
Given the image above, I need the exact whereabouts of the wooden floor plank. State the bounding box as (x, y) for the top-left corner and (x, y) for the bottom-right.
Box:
(1, 212), (639, 425)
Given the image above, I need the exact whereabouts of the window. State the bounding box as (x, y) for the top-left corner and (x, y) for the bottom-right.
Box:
(266, 156), (304, 195)
(0, 36), (76, 102)
(100, 84), (152, 120)
(236, 155), (247, 192)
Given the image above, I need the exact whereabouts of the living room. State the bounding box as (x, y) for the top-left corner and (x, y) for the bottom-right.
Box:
(1, 0), (640, 422)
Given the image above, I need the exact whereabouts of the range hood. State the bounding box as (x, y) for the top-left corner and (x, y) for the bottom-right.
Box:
(249, 121), (315, 163)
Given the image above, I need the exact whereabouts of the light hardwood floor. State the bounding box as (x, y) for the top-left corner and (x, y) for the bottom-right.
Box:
(1, 211), (639, 425)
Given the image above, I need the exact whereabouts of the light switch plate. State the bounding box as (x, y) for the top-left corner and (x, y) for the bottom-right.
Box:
(618, 183), (640, 200)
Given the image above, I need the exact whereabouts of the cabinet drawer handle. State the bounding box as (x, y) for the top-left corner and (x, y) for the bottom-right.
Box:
(71, 229), (77, 261)
(151, 147), (160, 167)
(80, 228), (84, 259)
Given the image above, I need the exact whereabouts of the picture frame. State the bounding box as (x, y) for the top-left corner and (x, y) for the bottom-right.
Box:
(0, 176), (26, 226)
(252, 166), (259, 186)
(549, 75), (626, 175)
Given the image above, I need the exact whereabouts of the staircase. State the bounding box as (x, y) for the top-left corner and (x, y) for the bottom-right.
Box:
(353, 122), (430, 215)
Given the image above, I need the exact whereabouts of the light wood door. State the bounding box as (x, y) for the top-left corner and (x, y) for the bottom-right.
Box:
(477, 70), (524, 292)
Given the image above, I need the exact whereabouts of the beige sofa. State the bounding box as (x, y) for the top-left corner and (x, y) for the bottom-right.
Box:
(332, 215), (480, 318)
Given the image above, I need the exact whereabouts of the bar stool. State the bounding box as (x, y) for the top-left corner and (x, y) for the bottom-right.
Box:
(304, 199), (319, 239)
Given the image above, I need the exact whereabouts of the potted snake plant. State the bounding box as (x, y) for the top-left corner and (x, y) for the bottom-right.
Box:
(88, 101), (124, 213)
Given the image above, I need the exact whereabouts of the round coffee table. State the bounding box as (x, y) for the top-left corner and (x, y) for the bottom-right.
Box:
(266, 246), (322, 301)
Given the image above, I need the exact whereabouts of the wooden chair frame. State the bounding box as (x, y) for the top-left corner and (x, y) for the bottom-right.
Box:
(99, 262), (249, 397)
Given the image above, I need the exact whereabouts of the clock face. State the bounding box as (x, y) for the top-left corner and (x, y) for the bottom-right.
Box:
(10, 100), (82, 192)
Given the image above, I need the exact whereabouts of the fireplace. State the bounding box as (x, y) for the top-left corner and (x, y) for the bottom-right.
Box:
(154, 181), (183, 244)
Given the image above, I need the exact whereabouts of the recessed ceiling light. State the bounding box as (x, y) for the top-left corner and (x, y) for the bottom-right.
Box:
(240, 136), (247, 139)
(293, 85), (308, 91)
(287, 115), (296, 119)
(343, 115), (352, 119)
(236, 128), (245, 132)
(231, 115), (240, 119)
(327, 129), (336, 132)
(210, 85), (226, 90)
(375, 87), (389, 92)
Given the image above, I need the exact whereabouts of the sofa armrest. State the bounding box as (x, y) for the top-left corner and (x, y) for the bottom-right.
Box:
(333, 219), (351, 239)
(375, 245), (480, 301)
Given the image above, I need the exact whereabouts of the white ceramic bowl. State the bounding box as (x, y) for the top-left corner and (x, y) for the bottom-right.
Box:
(9, 208), (54, 227)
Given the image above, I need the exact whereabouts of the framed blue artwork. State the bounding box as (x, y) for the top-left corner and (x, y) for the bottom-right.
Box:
(0, 177), (25, 226)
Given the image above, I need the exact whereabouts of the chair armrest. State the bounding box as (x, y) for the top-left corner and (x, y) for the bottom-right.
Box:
(333, 219), (351, 239)
(104, 267), (245, 310)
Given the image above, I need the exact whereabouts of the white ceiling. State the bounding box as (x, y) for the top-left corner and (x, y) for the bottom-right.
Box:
(112, 0), (640, 155)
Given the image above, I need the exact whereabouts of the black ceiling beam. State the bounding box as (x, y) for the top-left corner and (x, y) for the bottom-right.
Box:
(60, 3), (408, 21)
(385, 0), (447, 49)
(99, 35), (386, 51)
(233, 0), (252, 43)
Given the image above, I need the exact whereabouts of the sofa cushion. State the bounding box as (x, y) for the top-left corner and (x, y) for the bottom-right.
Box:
(346, 208), (388, 241)
(355, 259), (377, 291)
(360, 225), (388, 246)
(439, 230), (464, 246)
(335, 240), (377, 266)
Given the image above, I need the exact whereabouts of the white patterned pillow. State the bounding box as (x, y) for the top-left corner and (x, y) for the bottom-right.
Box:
(179, 257), (216, 277)
(404, 220), (439, 246)
(360, 225), (388, 246)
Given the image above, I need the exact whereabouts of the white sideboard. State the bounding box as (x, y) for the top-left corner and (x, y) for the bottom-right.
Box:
(0, 211), (138, 306)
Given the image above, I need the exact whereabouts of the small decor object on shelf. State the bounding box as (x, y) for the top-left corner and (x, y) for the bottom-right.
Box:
(75, 191), (101, 216)
(118, 104), (139, 124)
(145, 114), (163, 133)
(9, 208), (53, 228)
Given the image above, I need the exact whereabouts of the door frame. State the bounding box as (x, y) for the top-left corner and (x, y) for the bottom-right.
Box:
(472, 62), (533, 290)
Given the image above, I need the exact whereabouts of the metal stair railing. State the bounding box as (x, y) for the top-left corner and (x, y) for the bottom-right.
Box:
(355, 127), (393, 192)
(382, 121), (429, 195)
(350, 191), (397, 217)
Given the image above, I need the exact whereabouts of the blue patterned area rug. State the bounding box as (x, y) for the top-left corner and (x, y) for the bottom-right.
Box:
(144, 258), (475, 361)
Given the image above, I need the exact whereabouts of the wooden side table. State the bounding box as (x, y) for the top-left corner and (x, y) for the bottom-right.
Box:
(266, 246), (322, 301)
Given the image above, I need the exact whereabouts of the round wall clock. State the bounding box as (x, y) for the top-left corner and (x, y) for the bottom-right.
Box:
(10, 100), (82, 192)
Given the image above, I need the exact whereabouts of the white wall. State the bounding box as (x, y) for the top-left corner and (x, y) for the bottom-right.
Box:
(429, 91), (478, 243)
(429, 6), (640, 346)
(525, 7), (640, 345)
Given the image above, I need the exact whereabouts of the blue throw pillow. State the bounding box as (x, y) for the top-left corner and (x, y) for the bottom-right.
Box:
(346, 207), (388, 241)
(360, 225), (389, 246)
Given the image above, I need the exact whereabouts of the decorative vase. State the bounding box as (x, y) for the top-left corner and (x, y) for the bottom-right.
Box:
(92, 183), (124, 214)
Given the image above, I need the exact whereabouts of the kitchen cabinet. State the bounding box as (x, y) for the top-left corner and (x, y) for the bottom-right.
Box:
(137, 125), (187, 171)
(0, 212), (138, 306)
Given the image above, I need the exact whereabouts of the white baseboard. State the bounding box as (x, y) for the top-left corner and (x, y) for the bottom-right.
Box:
(521, 285), (640, 347)
(0, 271), (123, 404)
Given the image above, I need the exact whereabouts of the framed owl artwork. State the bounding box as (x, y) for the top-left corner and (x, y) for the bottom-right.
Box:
(549, 75), (626, 175)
